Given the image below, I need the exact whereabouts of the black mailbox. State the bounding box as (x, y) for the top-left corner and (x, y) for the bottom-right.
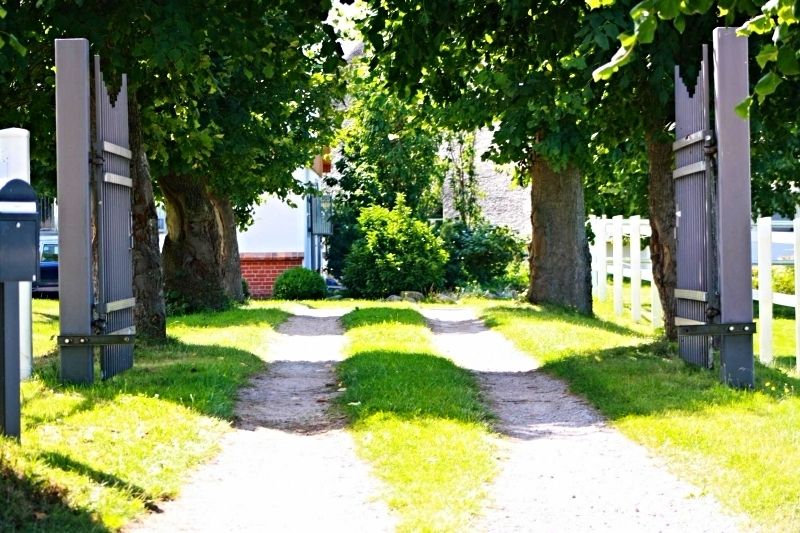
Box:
(0, 178), (39, 282)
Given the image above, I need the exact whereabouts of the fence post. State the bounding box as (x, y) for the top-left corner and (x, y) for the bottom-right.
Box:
(795, 217), (799, 373)
(757, 216), (773, 364)
(612, 215), (624, 316)
(630, 216), (642, 322)
(596, 216), (607, 301)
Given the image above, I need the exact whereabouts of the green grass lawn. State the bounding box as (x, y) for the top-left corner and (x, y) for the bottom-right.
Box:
(481, 296), (800, 531)
(2, 300), (288, 531)
(338, 306), (496, 532)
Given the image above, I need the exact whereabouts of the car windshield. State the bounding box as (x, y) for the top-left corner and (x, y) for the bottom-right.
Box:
(42, 243), (58, 262)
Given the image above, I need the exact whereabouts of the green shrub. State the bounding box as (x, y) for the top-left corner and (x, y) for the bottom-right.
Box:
(273, 267), (327, 300)
(438, 220), (526, 288)
(752, 265), (795, 294)
(342, 198), (448, 298)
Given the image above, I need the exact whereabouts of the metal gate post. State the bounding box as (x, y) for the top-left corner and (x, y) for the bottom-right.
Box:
(713, 28), (754, 387)
(56, 39), (95, 384)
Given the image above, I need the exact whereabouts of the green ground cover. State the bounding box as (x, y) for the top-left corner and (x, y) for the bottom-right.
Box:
(1, 300), (287, 531)
(338, 306), (496, 532)
(482, 295), (800, 531)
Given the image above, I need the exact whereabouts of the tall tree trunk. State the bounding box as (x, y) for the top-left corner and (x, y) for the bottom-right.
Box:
(129, 94), (166, 340)
(160, 174), (243, 311)
(645, 130), (677, 340)
(527, 159), (592, 315)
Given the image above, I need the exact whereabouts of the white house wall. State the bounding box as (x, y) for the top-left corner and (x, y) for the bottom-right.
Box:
(237, 168), (317, 267)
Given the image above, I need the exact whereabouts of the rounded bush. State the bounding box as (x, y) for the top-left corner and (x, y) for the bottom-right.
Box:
(438, 220), (525, 288)
(273, 267), (327, 300)
(342, 199), (448, 298)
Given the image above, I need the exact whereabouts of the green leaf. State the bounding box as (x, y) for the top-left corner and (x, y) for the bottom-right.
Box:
(756, 44), (779, 68)
(592, 44), (635, 81)
(636, 14), (658, 43)
(619, 32), (638, 48)
(594, 31), (610, 50)
(776, 46), (800, 75)
(777, 1), (798, 24)
(739, 14), (775, 36)
(7, 35), (27, 56)
(673, 14), (686, 33)
(0, 6), (6, 17)
(655, 0), (680, 19)
(754, 71), (782, 101)
(772, 23), (790, 43)
(734, 96), (752, 119)
(586, 0), (616, 8)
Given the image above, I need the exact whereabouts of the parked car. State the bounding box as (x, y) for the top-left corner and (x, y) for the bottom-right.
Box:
(34, 232), (58, 295)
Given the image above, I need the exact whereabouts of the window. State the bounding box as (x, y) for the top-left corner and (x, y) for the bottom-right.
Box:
(42, 243), (59, 262)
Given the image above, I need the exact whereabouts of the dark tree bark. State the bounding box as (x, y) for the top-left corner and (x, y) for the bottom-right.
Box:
(645, 130), (677, 340)
(160, 174), (244, 311)
(129, 94), (166, 340)
(527, 159), (593, 315)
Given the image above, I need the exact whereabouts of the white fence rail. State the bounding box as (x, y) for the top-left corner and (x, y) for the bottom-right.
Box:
(590, 214), (799, 371)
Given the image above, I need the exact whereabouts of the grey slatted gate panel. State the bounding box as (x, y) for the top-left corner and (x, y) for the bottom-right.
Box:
(673, 46), (714, 368)
(94, 56), (134, 379)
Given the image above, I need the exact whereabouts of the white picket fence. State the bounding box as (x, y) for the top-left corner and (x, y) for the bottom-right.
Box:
(590, 214), (800, 371)
(588, 215), (661, 327)
(752, 216), (800, 368)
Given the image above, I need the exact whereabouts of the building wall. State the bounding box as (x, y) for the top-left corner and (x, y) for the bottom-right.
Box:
(442, 128), (532, 239)
(237, 167), (325, 274)
(240, 252), (304, 298)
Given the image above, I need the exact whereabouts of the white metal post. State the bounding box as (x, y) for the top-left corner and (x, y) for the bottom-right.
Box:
(757, 216), (773, 364)
(0, 128), (33, 380)
(612, 215), (624, 316)
(795, 218), (800, 373)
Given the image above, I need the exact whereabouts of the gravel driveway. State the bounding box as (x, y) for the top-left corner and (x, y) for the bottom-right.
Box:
(128, 304), (749, 532)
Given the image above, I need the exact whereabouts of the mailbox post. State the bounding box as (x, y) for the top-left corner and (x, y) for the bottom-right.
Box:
(0, 128), (34, 380)
(0, 178), (38, 438)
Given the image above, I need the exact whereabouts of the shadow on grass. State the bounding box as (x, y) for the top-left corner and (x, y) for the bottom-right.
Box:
(775, 355), (798, 371)
(32, 337), (265, 422)
(483, 304), (644, 338)
(337, 350), (491, 425)
(39, 452), (162, 512)
(0, 460), (108, 532)
(538, 341), (800, 421)
(33, 312), (59, 323)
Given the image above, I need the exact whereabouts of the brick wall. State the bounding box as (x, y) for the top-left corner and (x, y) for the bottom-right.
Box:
(240, 252), (304, 298)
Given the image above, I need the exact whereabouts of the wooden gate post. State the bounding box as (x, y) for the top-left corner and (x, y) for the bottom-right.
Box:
(713, 28), (754, 387)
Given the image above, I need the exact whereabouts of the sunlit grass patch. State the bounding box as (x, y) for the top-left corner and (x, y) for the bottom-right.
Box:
(482, 298), (800, 531)
(2, 302), (288, 531)
(339, 307), (496, 532)
(32, 298), (60, 358)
